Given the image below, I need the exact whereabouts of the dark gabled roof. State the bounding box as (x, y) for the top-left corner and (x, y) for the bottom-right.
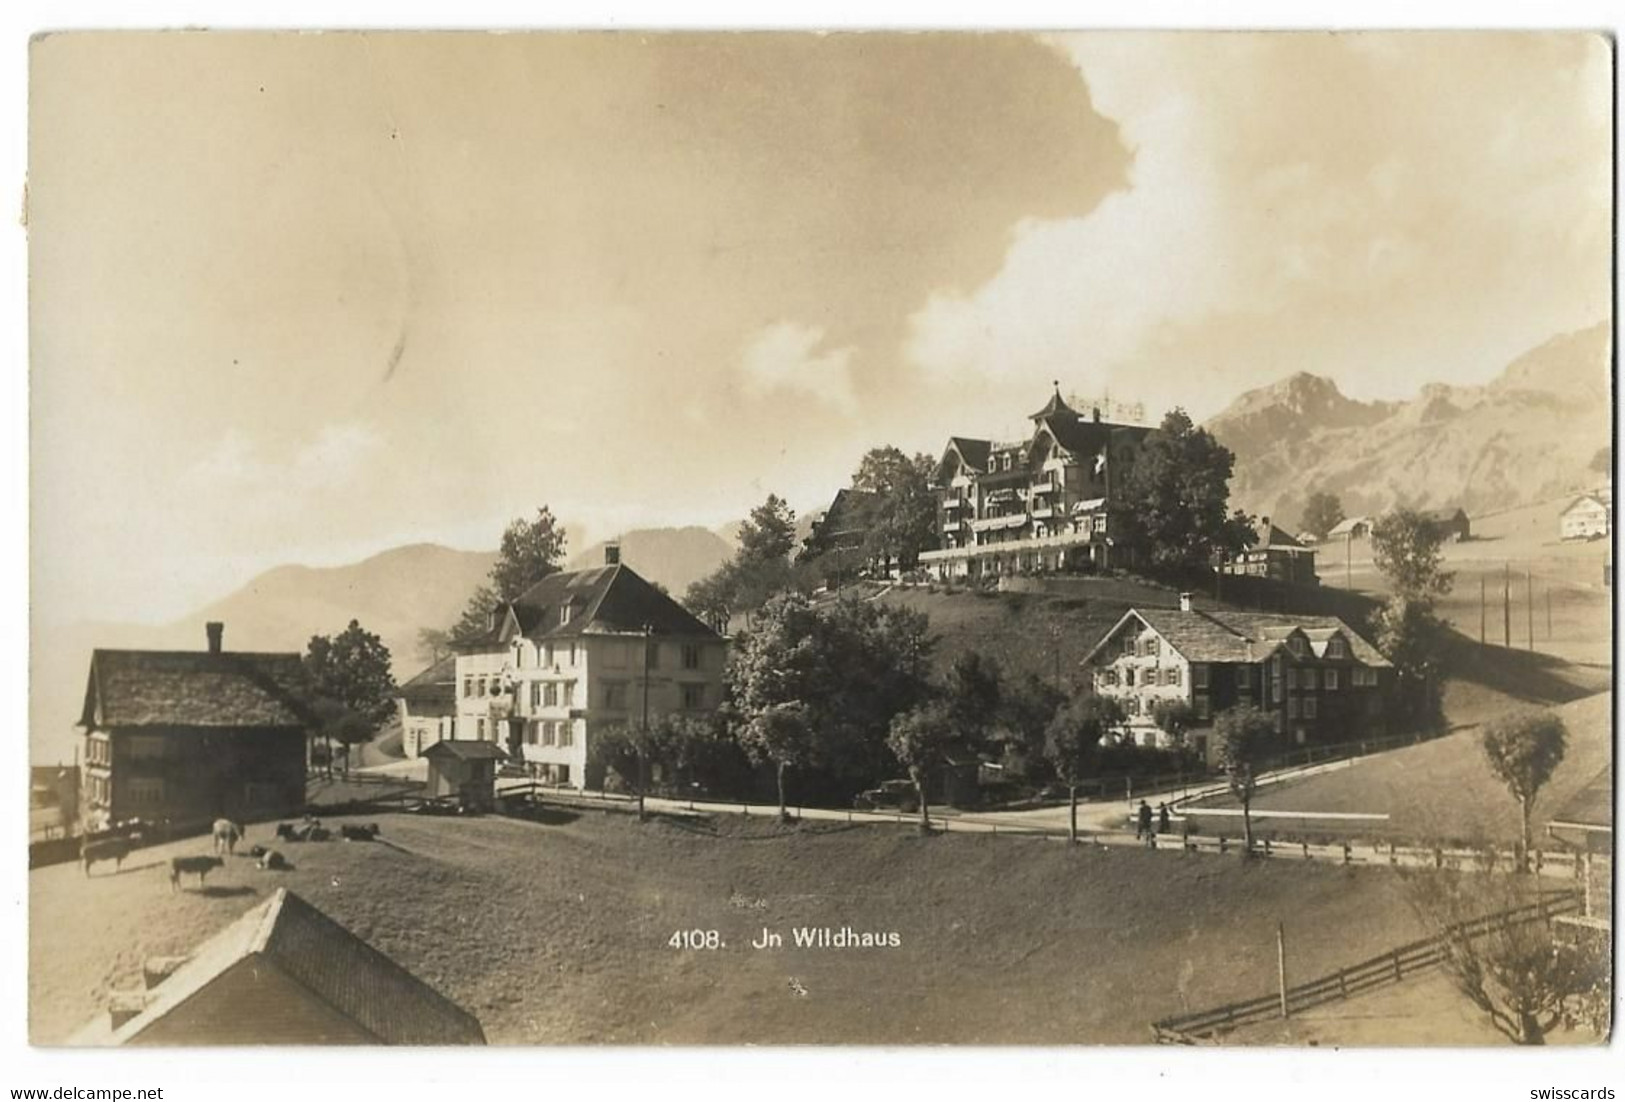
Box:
(1037, 415), (1152, 460)
(940, 437), (992, 478)
(457, 563), (722, 652)
(1550, 766), (1612, 832)
(422, 739), (509, 762)
(1419, 507), (1469, 523)
(103, 889), (485, 1046)
(80, 649), (316, 730)
(1083, 608), (1390, 668)
(1254, 522), (1310, 551)
(397, 655), (457, 715)
(816, 488), (880, 536)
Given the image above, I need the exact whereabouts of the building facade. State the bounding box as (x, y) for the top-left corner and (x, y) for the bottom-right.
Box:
(1222, 518), (1319, 585)
(453, 550), (728, 789)
(395, 655), (458, 758)
(78, 623), (313, 832)
(1561, 493), (1611, 540)
(919, 388), (1152, 581)
(1081, 596), (1394, 762)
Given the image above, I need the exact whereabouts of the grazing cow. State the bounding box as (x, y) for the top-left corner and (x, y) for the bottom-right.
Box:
(169, 855), (224, 892)
(340, 823), (380, 842)
(275, 822), (298, 841)
(211, 819), (243, 856)
(80, 836), (134, 877)
(257, 849), (288, 870)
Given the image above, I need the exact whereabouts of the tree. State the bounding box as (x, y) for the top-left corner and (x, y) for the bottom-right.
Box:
(489, 506), (569, 602)
(1481, 711), (1568, 872)
(415, 627), (453, 668)
(1149, 700), (1197, 748)
(1043, 696), (1124, 843)
(1214, 705), (1276, 853)
(450, 584), (503, 645)
(304, 621), (397, 775)
(1301, 491), (1346, 541)
(1115, 408), (1253, 573)
(887, 701), (956, 832)
(997, 673), (1067, 781)
(1408, 872), (1607, 1044)
(1373, 595), (1449, 732)
(737, 494), (798, 566)
(684, 566), (738, 635)
(943, 651), (1002, 743)
(727, 591), (934, 817)
(851, 447), (939, 570)
(1371, 508), (1454, 601)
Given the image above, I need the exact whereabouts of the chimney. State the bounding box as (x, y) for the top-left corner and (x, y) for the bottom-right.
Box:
(1092, 406), (1101, 423)
(1179, 592), (1193, 613)
(604, 541), (621, 566)
(205, 622), (224, 654)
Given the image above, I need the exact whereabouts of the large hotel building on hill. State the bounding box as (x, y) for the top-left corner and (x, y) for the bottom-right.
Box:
(920, 388), (1152, 580)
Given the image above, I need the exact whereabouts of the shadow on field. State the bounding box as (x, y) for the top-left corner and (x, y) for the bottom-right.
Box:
(196, 885), (258, 899)
(89, 860), (168, 878)
(1442, 630), (1610, 709)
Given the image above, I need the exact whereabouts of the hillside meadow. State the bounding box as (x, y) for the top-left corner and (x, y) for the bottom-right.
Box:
(34, 810), (1431, 1045)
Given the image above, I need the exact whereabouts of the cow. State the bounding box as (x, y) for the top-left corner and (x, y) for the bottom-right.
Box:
(80, 835), (135, 877)
(211, 819), (243, 856)
(340, 823), (381, 842)
(257, 849), (288, 871)
(275, 822), (299, 842)
(169, 855), (224, 892)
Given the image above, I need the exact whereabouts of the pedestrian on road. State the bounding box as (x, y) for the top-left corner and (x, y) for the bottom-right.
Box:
(1136, 800), (1153, 839)
(1157, 802), (1171, 835)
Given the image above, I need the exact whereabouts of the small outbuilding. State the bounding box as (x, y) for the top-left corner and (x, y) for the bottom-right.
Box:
(1561, 493), (1611, 541)
(1327, 515), (1373, 541)
(1419, 506), (1471, 542)
(423, 739), (508, 811)
(73, 888), (486, 1045)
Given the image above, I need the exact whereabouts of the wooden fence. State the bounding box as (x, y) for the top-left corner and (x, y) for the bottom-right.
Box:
(1150, 892), (1581, 1043)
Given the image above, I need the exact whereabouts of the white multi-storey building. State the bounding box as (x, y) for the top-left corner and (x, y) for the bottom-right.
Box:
(450, 546), (728, 788)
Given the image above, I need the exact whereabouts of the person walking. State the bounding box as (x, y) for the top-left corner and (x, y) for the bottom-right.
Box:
(1136, 799), (1153, 839)
(1157, 802), (1171, 835)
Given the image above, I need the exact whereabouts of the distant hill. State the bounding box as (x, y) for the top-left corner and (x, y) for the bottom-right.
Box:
(31, 544), (496, 763)
(1208, 322), (1612, 530)
(568, 526), (734, 596)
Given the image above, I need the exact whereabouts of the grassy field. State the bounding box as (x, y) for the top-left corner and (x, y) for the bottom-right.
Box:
(33, 809), (1437, 1045)
(1186, 690), (1611, 845)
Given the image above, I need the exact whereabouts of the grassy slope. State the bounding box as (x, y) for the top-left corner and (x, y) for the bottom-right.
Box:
(1187, 691), (1611, 845)
(33, 812), (1427, 1045)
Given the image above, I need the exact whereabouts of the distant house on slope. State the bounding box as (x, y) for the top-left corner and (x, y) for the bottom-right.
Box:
(1222, 517), (1319, 586)
(73, 888), (485, 1046)
(1561, 492), (1612, 540)
(1327, 516), (1373, 541)
(1419, 506), (1471, 542)
(1081, 594), (1393, 762)
(801, 487), (884, 579)
(78, 622), (315, 833)
(395, 654), (459, 758)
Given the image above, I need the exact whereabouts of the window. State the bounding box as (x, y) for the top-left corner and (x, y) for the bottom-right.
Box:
(682, 642), (702, 670)
(1352, 667), (1378, 687)
(1234, 666), (1248, 689)
(1325, 669), (1341, 691)
(569, 642), (579, 666)
(530, 682), (543, 708)
(477, 677), (488, 698)
(1288, 698), (1300, 719)
(603, 682), (628, 710)
(1304, 698), (1319, 719)
(1127, 697), (1141, 716)
(1170, 667), (1182, 687)
(544, 682), (559, 708)
(1287, 636), (1306, 657)
(1193, 664), (1210, 689)
(1327, 638), (1348, 660)
(1125, 668), (1136, 687)
(560, 605), (573, 627)
(542, 723), (556, 747)
(1195, 696), (1211, 720)
(681, 683), (706, 710)
(127, 735), (166, 760)
(543, 643), (555, 667)
(559, 724), (575, 748)
(564, 680), (577, 706)
(128, 778), (165, 806)
(526, 721), (539, 746)
(464, 677), (474, 699)
(1286, 668), (1298, 690)
(477, 717), (487, 740)
(1302, 669), (1317, 691)
(1272, 679), (1284, 703)
(1146, 638), (1160, 657)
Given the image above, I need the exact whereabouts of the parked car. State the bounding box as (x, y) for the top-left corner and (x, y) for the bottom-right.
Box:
(854, 779), (919, 813)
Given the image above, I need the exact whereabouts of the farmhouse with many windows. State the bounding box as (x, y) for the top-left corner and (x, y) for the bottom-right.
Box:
(452, 545), (727, 789)
(1081, 594), (1394, 762)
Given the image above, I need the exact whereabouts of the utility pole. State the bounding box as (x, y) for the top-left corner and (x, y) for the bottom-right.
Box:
(1503, 563), (1511, 647)
(1277, 922), (1290, 1020)
(1547, 586), (1553, 640)
(1527, 567), (1535, 652)
(638, 623), (652, 822)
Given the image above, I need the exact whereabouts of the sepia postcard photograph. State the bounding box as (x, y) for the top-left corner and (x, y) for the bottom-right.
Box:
(21, 23), (1616, 1065)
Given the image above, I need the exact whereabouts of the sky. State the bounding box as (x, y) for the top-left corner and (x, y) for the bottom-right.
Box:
(29, 31), (1611, 626)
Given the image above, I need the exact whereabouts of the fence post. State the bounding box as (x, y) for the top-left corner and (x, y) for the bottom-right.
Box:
(1219, 836), (1228, 855)
(1302, 841), (1310, 860)
(1534, 848), (1543, 875)
(1434, 846), (1444, 869)
(1389, 843), (1398, 867)
(1392, 950), (1402, 982)
(1263, 838), (1272, 858)
(1342, 842), (1352, 865)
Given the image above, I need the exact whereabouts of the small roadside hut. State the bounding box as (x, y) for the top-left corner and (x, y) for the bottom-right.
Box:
(422, 740), (508, 811)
